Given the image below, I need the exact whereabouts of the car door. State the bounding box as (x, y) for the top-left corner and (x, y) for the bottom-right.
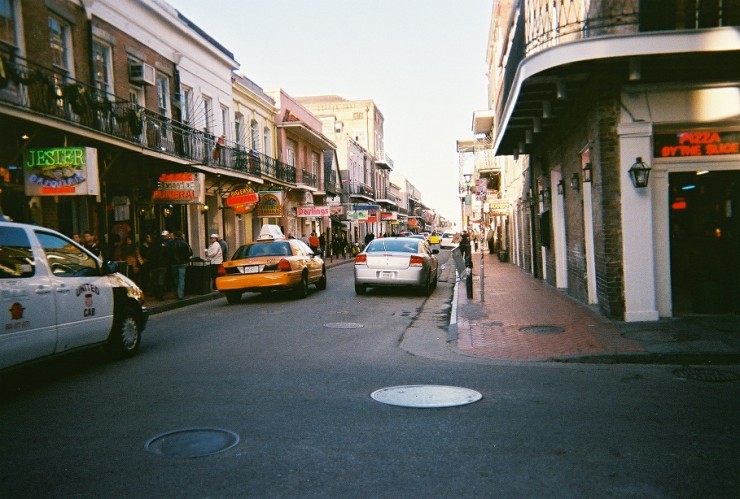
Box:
(0, 225), (57, 369)
(34, 230), (115, 353)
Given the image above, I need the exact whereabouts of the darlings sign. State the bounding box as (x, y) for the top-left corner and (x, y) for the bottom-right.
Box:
(24, 147), (100, 196)
(152, 172), (205, 204)
(654, 131), (740, 158)
(297, 206), (330, 217)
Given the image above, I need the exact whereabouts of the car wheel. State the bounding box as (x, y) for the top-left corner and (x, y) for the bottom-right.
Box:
(354, 282), (366, 295)
(225, 291), (242, 304)
(294, 272), (309, 299)
(107, 305), (141, 358)
(420, 274), (433, 297)
(315, 266), (327, 290)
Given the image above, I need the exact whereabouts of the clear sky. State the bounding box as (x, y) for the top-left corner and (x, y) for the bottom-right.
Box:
(166, 0), (491, 224)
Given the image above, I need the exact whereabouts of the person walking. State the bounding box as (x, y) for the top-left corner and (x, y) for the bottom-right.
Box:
(148, 232), (168, 300)
(319, 231), (326, 258)
(217, 235), (229, 261)
(83, 230), (102, 259)
(308, 231), (320, 255)
(167, 230), (192, 300)
(205, 233), (224, 290)
(459, 230), (472, 267)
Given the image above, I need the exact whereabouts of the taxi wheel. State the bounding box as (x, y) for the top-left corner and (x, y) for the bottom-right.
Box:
(108, 306), (141, 358)
(294, 273), (309, 299)
(225, 291), (242, 304)
(315, 267), (327, 290)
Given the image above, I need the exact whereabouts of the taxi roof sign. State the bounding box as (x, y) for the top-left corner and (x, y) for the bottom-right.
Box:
(257, 224), (285, 241)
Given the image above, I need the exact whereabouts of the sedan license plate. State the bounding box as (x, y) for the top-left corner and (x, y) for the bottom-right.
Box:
(380, 271), (396, 279)
(241, 265), (260, 274)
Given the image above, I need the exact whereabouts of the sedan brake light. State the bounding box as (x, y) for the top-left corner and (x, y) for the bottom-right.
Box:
(217, 264), (226, 276)
(409, 255), (424, 267)
(355, 254), (367, 264)
(277, 259), (292, 271)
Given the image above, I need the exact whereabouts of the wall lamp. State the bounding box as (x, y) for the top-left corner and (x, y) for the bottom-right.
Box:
(628, 157), (651, 188)
(582, 162), (593, 183)
(570, 172), (580, 191)
(557, 179), (564, 195)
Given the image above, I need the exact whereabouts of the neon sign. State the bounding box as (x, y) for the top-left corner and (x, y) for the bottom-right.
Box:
(654, 131), (740, 158)
(23, 147), (100, 196)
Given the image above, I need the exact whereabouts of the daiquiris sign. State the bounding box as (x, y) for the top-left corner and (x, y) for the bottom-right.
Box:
(24, 147), (100, 196)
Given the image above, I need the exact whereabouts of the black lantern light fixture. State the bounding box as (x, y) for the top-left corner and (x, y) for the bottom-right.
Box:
(628, 157), (651, 188)
(570, 172), (580, 191)
(557, 179), (564, 195)
(582, 162), (593, 183)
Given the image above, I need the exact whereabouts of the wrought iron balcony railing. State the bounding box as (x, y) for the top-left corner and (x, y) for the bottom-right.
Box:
(299, 168), (318, 188)
(0, 55), (281, 182)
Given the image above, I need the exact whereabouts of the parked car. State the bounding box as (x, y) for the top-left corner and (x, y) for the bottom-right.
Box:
(0, 221), (148, 371)
(216, 225), (326, 303)
(440, 230), (458, 249)
(354, 236), (439, 296)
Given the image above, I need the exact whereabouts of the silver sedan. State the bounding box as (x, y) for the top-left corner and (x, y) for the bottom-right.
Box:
(354, 237), (439, 296)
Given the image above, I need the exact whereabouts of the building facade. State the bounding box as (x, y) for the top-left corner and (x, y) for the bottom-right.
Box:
(475, 0), (740, 320)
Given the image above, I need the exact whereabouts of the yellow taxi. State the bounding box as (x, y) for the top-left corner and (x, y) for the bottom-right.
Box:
(428, 231), (442, 245)
(216, 225), (326, 304)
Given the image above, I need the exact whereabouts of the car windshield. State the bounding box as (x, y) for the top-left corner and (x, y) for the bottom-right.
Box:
(366, 238), (419, 254)
(234, 241), (292, 258)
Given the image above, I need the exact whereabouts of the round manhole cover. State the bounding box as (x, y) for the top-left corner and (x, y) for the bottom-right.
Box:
(673, 368), (740, 383)
(520, 325), (565, 334)
(145, 428), (240, 458)
(324, 322), (364, 329)
(371, 385), (482, 408)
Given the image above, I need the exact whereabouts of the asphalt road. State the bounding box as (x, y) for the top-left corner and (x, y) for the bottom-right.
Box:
(1, 258), (739, 497)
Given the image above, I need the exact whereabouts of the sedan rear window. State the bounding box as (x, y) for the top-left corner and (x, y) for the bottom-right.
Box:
(234, 241), (293, 258)
(366, 239), (419, 253)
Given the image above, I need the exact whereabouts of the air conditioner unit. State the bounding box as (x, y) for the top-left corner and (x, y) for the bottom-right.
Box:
(129, 62), (155, 86)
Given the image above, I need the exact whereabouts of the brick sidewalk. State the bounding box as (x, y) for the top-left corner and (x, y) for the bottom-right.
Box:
(455, 251), (645, 361)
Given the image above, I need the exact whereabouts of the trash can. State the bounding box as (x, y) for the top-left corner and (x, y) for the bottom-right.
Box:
(186, 258), (211, 295)
(498, 250), (509, 262)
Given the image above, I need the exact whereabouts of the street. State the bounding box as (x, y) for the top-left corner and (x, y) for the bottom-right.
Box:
(1, 255), (739, 497)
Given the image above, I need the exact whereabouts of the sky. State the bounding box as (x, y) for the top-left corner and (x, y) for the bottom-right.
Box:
(166, 0), (492, 224)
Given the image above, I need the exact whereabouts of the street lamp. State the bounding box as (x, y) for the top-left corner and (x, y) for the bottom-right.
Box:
(628, 157), (651, 188)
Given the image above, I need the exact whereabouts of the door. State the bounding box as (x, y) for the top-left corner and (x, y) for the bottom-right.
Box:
(669, 170), (740, 315)
(34, 230), (115, 352)
(0, 226), (57, 369)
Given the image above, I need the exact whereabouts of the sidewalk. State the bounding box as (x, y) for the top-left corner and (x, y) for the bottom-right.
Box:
(453, 248), (740, 364)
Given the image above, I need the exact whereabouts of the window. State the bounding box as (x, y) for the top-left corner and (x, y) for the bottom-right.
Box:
(48, 16), (71, 71)
(250, 119), (259, 150)
(180, 86), (192, 125)
(286, 139), (296, 166)
(203, 96), (212, 133)
(92, 40), (113, 97)
(234, 113), (244, 146)
(156, 74), (170, 117)
(0, 0), (16, 46)
(263, 127), (271, 155)
(0, 226), (34, 278)
(36, 231), (98, 277)
(220, 105), (229, 140)
(311, 152), (320, 175)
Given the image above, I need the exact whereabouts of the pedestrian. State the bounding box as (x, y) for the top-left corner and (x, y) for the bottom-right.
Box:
(121, 235), (143, 281)
(486, 227), (495, 254)
(318, 231), (326, 258)
(72, 233), (82, 246)
(148, 231), (169, 300)
(339, 234), (348, 258)
(139, 233), (154, 290)
(205, 233), (223, 290)
(167, 230), (192, 300)
(83, 230), (102, 259)
(308, 231), (320, 255)
(459, 230), (472, 267)
(217, 235), (229, 261)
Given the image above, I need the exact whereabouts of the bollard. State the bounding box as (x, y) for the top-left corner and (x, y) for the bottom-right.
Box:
(466, 271), (473, 298)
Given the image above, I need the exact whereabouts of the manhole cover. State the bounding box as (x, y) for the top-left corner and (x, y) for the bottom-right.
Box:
(371, 385), (482, 408)
(324, 322), (364, 329)
(673, 368), (740, 383)
(145, 428), (240, 458)
(520, 325), (565, 334)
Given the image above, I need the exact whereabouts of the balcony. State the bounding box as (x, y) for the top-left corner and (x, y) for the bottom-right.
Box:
(298, 168), (318, 189)
(490, 1), (740, 156)
(374, 151), (394, 170)
(0, 56), (278, 182)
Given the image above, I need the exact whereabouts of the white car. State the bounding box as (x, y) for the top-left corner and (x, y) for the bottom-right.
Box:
(440, 230), (458, 249)
(0, 221), (148, 371)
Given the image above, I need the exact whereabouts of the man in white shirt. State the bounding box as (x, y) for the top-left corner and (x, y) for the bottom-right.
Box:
(205, 233), (224, 290)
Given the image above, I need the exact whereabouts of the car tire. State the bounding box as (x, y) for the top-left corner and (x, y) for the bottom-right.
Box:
(294, 273), (309, 299)
(315, 267), (327, 290)
(225, 291), (242, 304)
(107, 305), (141, 358)
(354, 282), (366, 295)
(420, 274), (433, 297)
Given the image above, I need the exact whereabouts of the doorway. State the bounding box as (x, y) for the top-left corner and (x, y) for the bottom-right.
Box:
(669, 170), (739, 315)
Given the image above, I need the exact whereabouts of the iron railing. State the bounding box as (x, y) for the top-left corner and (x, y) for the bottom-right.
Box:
(0, 55), (281, 181)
